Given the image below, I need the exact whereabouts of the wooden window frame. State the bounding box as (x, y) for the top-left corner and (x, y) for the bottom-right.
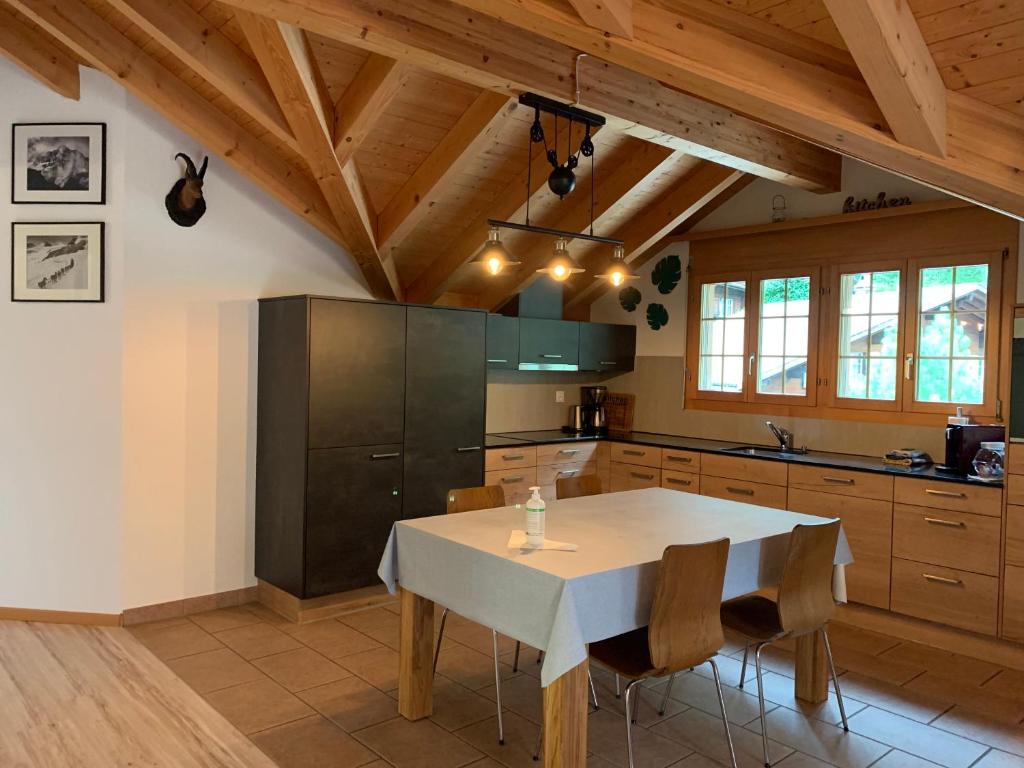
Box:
(686, 271), (750, 403)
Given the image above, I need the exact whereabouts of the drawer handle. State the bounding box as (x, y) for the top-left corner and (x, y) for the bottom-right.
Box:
(487, 358), (509, 364)
(457, 446), (482, 453)
(925, 489), (967, 499)
(557, 469), (579, 476)
(667, 478), (692, 486)
(667, 456), (693, 464)
(924, 517), (966, 528)
(502, 454), (526, 461)
(501, 476), (525, 484)
(600, 361), (617, 366)
(370, 452), (400, 460)
(631, 472), (654, 480)
(922, 573), (963, 586)
(822, 476), (854, 485)
(541, 354), (563, 359)
(726, 486), (755, 496)
(558, 448), (580, 455)
(623, 449), (645, 457)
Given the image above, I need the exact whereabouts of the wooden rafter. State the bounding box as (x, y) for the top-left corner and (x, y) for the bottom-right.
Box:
(212, 0), (842, 194)
(567, 0), (632, 38)
(236, 11), (400, 299)
(378, 91), (513, 255)
(0, 5), (79, 99)
(565, 163), (746, 311)
(822, 0), (947, 156)
(6, 0), (343, 245)
(106, 0), (299, 153)
(477, 139), (679, 310)
(334, 53), (408, 164)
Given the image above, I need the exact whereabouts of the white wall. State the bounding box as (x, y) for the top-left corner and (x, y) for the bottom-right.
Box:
(1, 60), (372, 613)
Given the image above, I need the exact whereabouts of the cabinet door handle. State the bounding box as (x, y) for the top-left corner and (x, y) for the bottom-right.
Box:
(457, 446), (482, 452)
(487, 358), (509, 364)
(623, 449), (645, 457)
(370, 452), (400, 460)
(924, 517), (966, 528)
(631, 472), (654, 480)
(822, 476), (854, 485)
(667, 478), (692, 486)
(922, 573), (962, 586)
(726, 486), (755, 496)
(558, 448), (580, 455)
(502, 454), (525, 461)
(667, 455), (692, 464)
(558, 469), (579, 476)
(600, 361), (617, 366)
(541, 354), (563, 359)
(501, 476), (525, 484)
(925, 488), (967, 499)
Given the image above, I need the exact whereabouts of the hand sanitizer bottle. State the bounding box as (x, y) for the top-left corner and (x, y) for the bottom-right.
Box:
(526, 486), (546, 547)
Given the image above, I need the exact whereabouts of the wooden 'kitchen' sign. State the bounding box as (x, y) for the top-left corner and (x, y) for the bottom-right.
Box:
(843, 192), (912, 213)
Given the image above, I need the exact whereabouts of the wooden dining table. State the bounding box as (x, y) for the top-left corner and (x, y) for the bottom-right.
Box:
(378, 487), (853, 768)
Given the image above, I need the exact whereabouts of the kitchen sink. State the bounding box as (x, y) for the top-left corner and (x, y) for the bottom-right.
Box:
(723, 445), (809, 456)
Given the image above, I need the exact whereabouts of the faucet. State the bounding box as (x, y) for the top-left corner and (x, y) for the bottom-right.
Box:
(765, 421), (794, 452)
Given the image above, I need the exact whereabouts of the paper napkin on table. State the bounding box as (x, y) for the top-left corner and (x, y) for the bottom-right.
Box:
(507, 530), (578, 551)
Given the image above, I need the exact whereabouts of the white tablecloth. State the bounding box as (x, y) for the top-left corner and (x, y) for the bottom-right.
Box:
(378, 487), (852, 687)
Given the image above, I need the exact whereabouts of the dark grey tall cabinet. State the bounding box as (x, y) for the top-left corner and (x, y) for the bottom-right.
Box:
(255, 296), (486, 599)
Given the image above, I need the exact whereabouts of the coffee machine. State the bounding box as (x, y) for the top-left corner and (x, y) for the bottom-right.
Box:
(937, 423), (1005, 475)
(581, 386), (608, 436)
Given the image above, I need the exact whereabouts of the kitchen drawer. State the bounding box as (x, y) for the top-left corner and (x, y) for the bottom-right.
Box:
(1007, 504), (1024, 566)
(662, 469), (699, 493)
(788, 465), (893, 502)
(537, 441), (599, 466)
(1007, 443), (1024, 476)
(538, 460), (597, 488)
(610, 462), (661, 492)
(661, 448), (701, 472)
(892, 504), (1001, 577)
(890, 557), (998, 636)
(1007, 474), (1024, 507)
(700, 454), (788, 486)
(610, 442), (661, 468)
(1003, 564), (1024, 641)
(893, 477), (1001, 518)
(485, 446), (537, 472)
(787, 488), (892, 610)
(485, 467), (537, 506)
(700, 475), (787, 509)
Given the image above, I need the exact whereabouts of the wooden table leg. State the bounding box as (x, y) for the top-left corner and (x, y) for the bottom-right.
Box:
(542, 658), (588, 768)
(794, 630), (828, 704)
(398, 588), (434, 720)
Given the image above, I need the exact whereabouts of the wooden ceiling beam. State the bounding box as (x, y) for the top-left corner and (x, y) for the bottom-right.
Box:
(106, 0), (299, 153)
(212, 0), (842, 194)
(237, 11), (400, 300)
(6, 0), (343, 245)
(0, 5), (79, 99)
(567, 0), (632, 38)
(822, 0), (947, 156)
(377, 91), (514, 256)
(334, 54), (408, 164)
(565, 163), (747, 311)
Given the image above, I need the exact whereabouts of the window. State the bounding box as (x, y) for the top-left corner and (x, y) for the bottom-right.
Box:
(697, 279), (746, 396)
(836, 269), (901, 402)
(757, 275), (811, 397)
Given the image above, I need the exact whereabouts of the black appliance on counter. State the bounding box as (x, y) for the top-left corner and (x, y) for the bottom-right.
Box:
(581, 385), (608, 436)
(255, 296), (486, 599)
(937, 423), (1005, 476)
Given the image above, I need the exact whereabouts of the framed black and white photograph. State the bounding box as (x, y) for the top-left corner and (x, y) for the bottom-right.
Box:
(12, 123), (106, 204)
(11, 222), (105, 303)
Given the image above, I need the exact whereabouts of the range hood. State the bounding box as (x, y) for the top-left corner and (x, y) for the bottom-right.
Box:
(496, 281), (581, 371)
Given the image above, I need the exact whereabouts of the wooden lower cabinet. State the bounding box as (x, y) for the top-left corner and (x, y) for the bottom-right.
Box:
(485, 466), (537, 506)
(609, 442), (660, 468)
(610, 462), (661, 492)
(1008, 504), (1024, 566)
(894, 476), (1001, 517)
(1004, 564), (1024, 641)
(701, 453), (788, 486)
(890, 557), (998, 635)
(700, 475), (787, 509)
(540, 460), (598, 499)
(661, 469), (699, 493)
(892, 503), (1001, 577)
(787, 487), (892, 609)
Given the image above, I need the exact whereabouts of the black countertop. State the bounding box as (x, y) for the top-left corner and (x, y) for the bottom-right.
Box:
(486, 429), (1004, 487)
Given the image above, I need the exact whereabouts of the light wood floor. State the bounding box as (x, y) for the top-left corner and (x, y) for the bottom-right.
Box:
(0, 619), (276, 767)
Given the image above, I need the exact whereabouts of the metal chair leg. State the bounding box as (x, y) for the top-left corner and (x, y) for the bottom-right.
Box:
(623, 680), (642, 768)
(754, 643), (771, 768)
(659, 673), (675, 716)
(432, 608), (449, 675)
(492, 630), (505, 745)
(615, 673), (621, 699)
(512, 641), (521, 673)
(821, 628), (849, 732)
(738, 642), (750, 688)
(588, 672), (600, 710)
(709, 658), (738, 768)
(537, 649), (543, 664)
(631, 680), (642, 724)
(532, 722), (543, 762)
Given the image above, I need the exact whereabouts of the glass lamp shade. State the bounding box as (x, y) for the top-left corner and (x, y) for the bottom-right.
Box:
(537, 239), (584, 282)
(596, 246), (637, 287)
(474, 228), (519, 276)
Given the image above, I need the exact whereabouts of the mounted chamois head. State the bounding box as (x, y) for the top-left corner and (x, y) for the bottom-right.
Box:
(165, 153), (209, 227)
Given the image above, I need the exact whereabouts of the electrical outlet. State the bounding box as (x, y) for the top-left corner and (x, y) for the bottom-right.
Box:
(555, 390), (565, 403)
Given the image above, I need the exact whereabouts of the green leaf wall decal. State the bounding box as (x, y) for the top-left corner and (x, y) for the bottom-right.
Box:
(651, 254), (682, 295)
(647, 303), (669, 330)
(619, 286), (641, 312)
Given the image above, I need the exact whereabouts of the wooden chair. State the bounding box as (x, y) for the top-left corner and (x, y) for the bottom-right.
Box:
(555, 473), (602, 499)
(588, 539), (738, 768)
(720, 519), (846, 768)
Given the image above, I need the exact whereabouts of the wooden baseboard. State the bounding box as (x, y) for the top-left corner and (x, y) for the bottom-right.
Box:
(258, 579), (395, 624)
(837, 603), (1024, 672)
(0, 607), (122, 627)
(121, 585), (259, 627)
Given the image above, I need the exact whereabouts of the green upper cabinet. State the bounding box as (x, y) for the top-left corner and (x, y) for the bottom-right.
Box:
(519, 318), (580, 370)
(579, 322), (636, 373)
(486, 314), (519, 370)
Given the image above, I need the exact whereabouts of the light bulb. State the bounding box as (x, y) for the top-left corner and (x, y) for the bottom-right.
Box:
(611, 270), (624, 287)
(474, 225), (518, 276)
(552, 263), (568, 280)
(486, 256), (503, 276)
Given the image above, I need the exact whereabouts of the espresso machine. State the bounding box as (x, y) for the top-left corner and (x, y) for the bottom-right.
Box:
(936, 423), (1005, 475)
(581, 385), (608, 436)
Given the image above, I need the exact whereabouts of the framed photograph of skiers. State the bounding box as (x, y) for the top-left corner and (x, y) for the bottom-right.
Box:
(11, 123), (107, 204)
(11, 222), (105, 303)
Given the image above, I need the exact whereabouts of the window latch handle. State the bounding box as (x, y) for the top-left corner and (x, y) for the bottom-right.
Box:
(904, 353), (914, 380)
(748, 354), (755, 376)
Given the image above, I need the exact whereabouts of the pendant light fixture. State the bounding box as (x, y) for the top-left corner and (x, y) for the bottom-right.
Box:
(473, 225), (519, 275)
(595, 245), (638, 287)
(539, 238), (585, 282)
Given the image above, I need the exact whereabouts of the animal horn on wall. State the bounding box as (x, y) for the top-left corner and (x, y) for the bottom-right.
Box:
(165, 152), (209, 227)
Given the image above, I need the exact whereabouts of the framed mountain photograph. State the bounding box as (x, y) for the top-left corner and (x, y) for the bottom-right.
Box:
(11, 123), (106, 204)
(11, 222), (105, 302)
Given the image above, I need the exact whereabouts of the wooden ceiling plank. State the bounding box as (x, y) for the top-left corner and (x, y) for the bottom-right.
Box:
(106, 0), (299, 152)
(6, 0), (343, 244)
(236, 10), (400, 299)
(822, 0), (947, 156)
(567, 0), (633, 38)
(212, 0), (842, 194)
(0, 5), (80, 99)
(377, 90), (514, 255)
(334, 53), (409, 163)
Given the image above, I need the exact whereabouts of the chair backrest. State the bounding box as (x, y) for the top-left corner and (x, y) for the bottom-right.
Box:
(446, 485), (506, 515)
(777, 519), (841, 636)
(556, 473), (602, 499)
(647, 538), (730, 674)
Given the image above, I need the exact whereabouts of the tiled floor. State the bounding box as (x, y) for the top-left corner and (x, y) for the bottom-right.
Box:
(128, 602), (1024, 768)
